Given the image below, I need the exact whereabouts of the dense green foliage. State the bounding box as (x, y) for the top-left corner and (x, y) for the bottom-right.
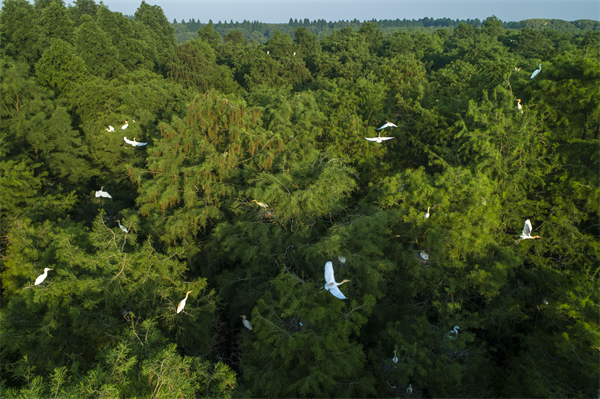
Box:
(172, 16), (600, 44)
(1, 1), (599, 397)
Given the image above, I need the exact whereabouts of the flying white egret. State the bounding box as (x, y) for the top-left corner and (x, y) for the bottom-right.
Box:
(377, 120), (398, 130)
(106, 125), (115, 132)
(95, 186), (112, 198)
(392, 350), (399, 363)
(530, 64), (542, 79)
(35, 268), (53, 285)
(116, 220), (128, 234)
(515, 67), (521, 72)
(365, 132), (394, 143)
(177, 290), (192, 314)
(406, 384), (413, 394)
(444, 326), (460, 341)
(324, 261), (350, 300)
(124, 137), (147, 147)
(424, 206), (430, 219)
(517, 99), (523, 113)
(517, 219), (541, 243)
(241, 315), (253, 330)
(252, 200), (268, 209)
(121, 121), (129, 130)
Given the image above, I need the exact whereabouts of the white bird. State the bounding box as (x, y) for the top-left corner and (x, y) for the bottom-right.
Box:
(241, 315), (253, 330)
(124, 137), (147, 147)
(515, 67), (521, 71)
(365, 132), (394, 143)
(121, 121), (129, 130)
(392, 350), (398, 363)
(338, 256), (346, 264)
(177, 290), (192, 314)
(95, 186), (112, 198)
(424, 206), (430, 219)
(266, 50), (269, 55)
(324, 261), (350, 300)
(106, 125), (115, 132)
(116, 219), (128, 234)
(517, 99), (523, 113)
(444, 326), (460, 341)
(530, 64), (542, 79)
(293, 52), (296, 56)
(377, 120), (398, 130)
(406, 384), (413, 394)
(419, 252), (429, 261)
(35, 268), (53, 285)
(517, 219), (541, 243)
(252, 200), (268, 209)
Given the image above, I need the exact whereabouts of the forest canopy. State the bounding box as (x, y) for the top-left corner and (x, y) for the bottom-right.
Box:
(1, 1), (599, 398)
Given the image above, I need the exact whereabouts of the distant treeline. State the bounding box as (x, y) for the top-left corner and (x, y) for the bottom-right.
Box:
(172, 16), (600, 44)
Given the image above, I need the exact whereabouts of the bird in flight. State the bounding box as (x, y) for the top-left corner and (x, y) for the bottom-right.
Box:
(365, 132), (394, 143)
(124, 137), (147, 147)
(324, 261), (350, 299)
(517, 219), (541, 243)
(95, 187), (112, 198)
(377, 120), (398, 130)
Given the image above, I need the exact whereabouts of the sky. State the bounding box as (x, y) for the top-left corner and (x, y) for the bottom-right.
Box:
(100, 0), (600, 24)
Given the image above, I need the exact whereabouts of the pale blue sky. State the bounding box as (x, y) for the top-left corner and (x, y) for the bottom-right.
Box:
(101, 0), (599, 23)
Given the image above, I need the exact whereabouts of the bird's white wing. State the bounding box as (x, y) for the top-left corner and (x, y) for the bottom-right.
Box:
(177, 300), (185, 313)
(329, 285), (347, 300)
(124, 137), (135, 145)
(388, 122), (398, 128)
(522, 219), (532, 236)
(34, 273), (46, 286)
(530, 70), (540, 79)
(365, 137), (380, 142)
(377, 122), (390, 130)
(324, 261), (336, 284)
(96, 191), (112, 198)
(379, 137), (394, 141)
(134, 141), (147, 146)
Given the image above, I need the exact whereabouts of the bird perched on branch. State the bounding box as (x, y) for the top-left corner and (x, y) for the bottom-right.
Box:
(116, 220), (128, 234)
(177, 291), (192, 314)
(106, 125), (115, 132)
(392, 350), (399, 363)
(424, 206), (430, 219)
(444, 326), (460, 341)
(517, 99), (523, 113)
(121, 121), (129, 130)
(95, 186), (112, 198)
(324, 261), (350, 299)
(252, 200), (268, 209)
(530, 64), (542, 79)
(241, 315), (253, 330)
(35, 268), (53, 285)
